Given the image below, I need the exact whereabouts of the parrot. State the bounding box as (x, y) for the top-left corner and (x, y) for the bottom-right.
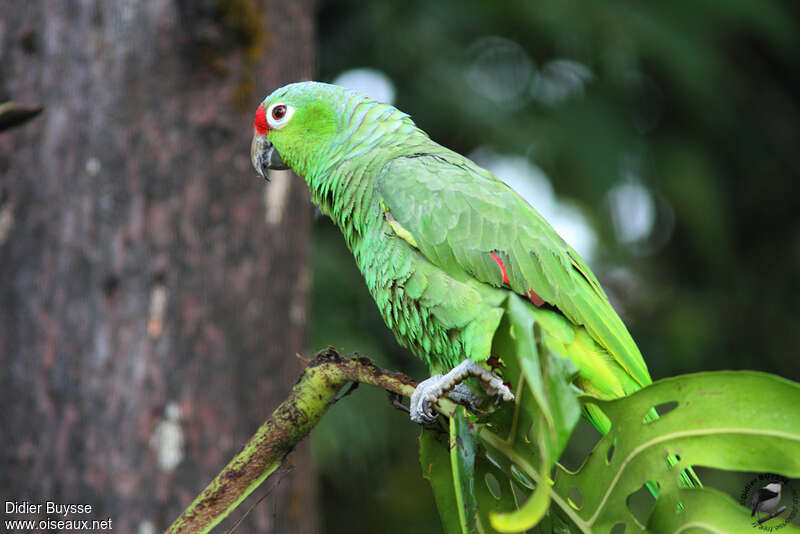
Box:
(251, 81), (650, 434)
(250, 83), (703, 530)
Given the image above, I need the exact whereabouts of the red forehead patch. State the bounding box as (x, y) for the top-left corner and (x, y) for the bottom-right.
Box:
(254, 105), (268, 135)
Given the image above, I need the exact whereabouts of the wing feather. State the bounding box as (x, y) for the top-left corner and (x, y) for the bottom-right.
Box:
(378, 153), (651, 388)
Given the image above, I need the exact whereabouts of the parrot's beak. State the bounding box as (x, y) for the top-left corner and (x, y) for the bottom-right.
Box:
(251, 135), (288, 182)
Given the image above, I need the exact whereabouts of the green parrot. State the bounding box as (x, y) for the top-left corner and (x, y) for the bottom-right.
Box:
(250, 81), (650, 433)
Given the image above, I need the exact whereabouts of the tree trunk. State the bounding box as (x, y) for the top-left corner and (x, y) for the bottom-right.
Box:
(0, 1), (316, 532)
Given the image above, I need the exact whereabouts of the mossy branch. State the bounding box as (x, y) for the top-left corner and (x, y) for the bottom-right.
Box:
(165, 347), (444, 534)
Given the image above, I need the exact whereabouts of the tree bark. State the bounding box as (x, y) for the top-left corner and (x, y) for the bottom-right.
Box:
(0, 1), (316, 532)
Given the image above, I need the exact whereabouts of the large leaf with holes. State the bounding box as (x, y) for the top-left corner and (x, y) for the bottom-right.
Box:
(551, 371), (800, 533)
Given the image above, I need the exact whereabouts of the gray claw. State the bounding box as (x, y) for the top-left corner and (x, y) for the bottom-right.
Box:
(409, 359), (514, 424)
(410, 374), (443, 424)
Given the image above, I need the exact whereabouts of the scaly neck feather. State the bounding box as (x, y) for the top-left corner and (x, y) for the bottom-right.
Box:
(303, 96), (430, 251)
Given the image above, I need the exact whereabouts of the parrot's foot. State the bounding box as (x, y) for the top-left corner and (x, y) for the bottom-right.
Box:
(409, 359), (515, 424)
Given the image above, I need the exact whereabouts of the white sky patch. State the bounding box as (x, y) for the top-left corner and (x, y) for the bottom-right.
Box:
(548, 202), (597, 262)
(607, 180), (656, 245)
(530, 59), (593, 107)
(466, 36), (533, 108)
(332, 69), (396, 105)
(471, 147), (597, 261)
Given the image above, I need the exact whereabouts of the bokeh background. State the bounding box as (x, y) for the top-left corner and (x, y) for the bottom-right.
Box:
(1, 1), (798, 532)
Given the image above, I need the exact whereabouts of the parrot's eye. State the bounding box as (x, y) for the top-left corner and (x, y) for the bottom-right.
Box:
(266, 103), (295, 130)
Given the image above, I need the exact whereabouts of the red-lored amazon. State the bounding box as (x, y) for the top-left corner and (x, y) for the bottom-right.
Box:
(251, 81), (651, 433)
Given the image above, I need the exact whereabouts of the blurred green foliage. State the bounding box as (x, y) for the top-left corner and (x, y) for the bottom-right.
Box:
(309, 1), (800, 532)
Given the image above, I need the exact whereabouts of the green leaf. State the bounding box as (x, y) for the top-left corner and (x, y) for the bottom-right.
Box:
(451, 408), (479, 533)
(552, 371), (800, 533)
(649, 487), (800, 534)
(474, 445), (527, 532)
(501, 294), (551, 430)
(423, 411), (532, 534)
(536, 324), (582, 459)
(488, 460), (549, 533)
(475, 295), (582, 532)
(497, 295), (582, 465)
(421, 426), (465, 534)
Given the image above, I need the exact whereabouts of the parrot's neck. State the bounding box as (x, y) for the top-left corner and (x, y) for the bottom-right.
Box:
(306, 159), (381, 253)
(303, 111), (430, 253)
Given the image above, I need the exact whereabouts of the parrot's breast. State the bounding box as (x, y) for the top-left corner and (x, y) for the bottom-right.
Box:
(353, 213), (505, 373)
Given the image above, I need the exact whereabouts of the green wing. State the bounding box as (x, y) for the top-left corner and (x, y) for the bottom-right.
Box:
(377, 152), (651, 390)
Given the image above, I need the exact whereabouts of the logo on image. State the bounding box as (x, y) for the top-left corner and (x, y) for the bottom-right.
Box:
(739, 474), (798, 531)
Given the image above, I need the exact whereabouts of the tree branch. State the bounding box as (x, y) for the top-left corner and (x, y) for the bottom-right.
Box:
(757, 505), (787, 525)
(0, 101), (42, 131)
(165, 347), (430, 534)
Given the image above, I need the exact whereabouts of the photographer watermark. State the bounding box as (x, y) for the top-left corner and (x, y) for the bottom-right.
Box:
(739, 474), (798, 531)
(5, 500), (113, 531)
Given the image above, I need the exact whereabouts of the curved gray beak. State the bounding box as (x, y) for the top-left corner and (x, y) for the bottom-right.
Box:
(251, 135), (289, 181)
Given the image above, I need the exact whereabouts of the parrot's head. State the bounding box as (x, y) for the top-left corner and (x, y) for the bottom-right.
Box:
(251, 82), (344, 181)
(252, 81), (415, 183)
